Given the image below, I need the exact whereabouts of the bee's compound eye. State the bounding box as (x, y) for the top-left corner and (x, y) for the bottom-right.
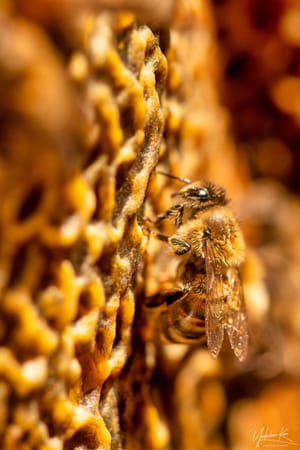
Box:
(198, 188), (209, 200)
(187, 186), (209, 200)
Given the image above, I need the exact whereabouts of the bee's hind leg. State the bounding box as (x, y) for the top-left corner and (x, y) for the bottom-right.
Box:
(146, 288), (186, 308)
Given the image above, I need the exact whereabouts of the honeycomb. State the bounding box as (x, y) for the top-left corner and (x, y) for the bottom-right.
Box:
(0, 1), (300, 450)
(0, 4), (167, 448)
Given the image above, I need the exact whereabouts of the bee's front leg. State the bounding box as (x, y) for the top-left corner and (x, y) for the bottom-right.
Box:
(155, 203), (184, 227)
(142, 219), (169, 242)
(169, 237), (191, 255)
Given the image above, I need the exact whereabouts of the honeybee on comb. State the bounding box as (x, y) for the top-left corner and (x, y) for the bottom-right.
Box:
(147, 172), (248, 361)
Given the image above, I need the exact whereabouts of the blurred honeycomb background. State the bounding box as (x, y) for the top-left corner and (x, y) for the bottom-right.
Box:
(0, 0), (300, 449)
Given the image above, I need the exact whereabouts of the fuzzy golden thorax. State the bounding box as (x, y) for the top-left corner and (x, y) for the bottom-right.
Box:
(169, 206), (245, 268)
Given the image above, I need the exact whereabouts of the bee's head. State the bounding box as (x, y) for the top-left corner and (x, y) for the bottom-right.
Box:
(172, 182), (228, 209)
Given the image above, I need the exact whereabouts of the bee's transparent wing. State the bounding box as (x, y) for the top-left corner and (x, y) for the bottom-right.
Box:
(204, 240), (225, 359)
(225, 267), (248, 361)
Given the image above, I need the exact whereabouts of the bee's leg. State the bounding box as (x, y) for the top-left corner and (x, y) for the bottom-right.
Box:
(169, 237), (191, 255)
(163, 289), (187, 305)
(143, 216), (156, 229)
(155, 203), (184, 227)
(146, 288), (186, 308)
(142, 220), (169, 241)
(145, 292), (166, 308)
(153, 232), (169, 242)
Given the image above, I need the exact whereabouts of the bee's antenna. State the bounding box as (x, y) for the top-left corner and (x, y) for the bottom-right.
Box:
(156, 170), (191, 185)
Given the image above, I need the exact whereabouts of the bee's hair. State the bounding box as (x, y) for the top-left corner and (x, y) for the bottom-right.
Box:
(204, 182), (228, 203)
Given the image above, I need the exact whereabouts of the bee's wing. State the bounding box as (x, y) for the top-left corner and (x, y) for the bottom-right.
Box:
(204, 240), (225, 359)
(225, 267), (248, 361)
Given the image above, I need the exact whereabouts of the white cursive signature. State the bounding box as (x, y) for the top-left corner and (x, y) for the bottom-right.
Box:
(252, 427), (300, 448)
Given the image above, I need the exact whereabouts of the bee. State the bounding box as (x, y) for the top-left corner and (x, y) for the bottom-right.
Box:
(147, 172), (248, 361)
